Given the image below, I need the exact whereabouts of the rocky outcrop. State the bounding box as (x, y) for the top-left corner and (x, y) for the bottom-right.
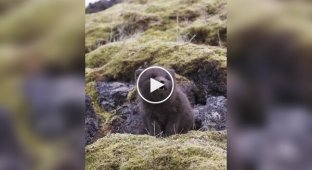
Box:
(0, 109), (28, 169)
(96, 82), (133, 111)
(186, 62), (227, 97)
(94, 81), (227, 135)
(108, 103), (146, 134)
(194, 96), (227, 131)
(85, 95), (99, 145)
(85, 0), (123, 14)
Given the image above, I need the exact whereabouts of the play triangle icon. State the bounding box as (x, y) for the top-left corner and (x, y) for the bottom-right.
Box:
(150, 78), (164, 93)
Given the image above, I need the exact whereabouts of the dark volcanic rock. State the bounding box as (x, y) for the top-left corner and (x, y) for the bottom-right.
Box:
(186, 61), (226, 97)
(24, 76), (85, 139)
(92, 80), (226, 135)
(194, 96), (227, 131)
(109, 104), (146, 134)
(85, 95), (99, 145)
(86, 0), (123, 14)
(96, 82), (134, 111)
(105, 95), (227, 134)
(0, 109), (28, 169)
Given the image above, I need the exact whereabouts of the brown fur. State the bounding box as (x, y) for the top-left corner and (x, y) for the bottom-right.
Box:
(135, 68), (194, 136)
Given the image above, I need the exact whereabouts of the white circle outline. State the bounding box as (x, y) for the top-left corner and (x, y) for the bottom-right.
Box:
(136, 66), (174, 104)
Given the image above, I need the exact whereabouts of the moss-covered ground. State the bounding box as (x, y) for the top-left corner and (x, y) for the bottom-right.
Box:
(85, 0), (226, 51)
(86, 40), (226, 82)
(86, 131), (227, 170)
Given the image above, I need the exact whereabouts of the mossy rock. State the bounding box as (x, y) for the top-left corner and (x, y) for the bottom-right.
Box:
(86, 131), (226, 170)
(182, 20), (227, 46)
(86, 43), (123, 68)
(85, 0), (227, 52)
(85, 3), (162, 52)
(86, 81), (112, 124)
(86, 40), (226, 81)
(86, 39), (226, 95)
(127, 87), (137, 103)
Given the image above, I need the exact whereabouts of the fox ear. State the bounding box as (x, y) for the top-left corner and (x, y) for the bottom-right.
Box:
(135, 69), (143, 81)
(168, 69), (175, 79)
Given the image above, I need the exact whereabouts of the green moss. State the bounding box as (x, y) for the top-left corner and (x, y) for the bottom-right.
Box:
(88, 40), (226, 81)
(85, 3), (161, 52)
(182, 20), (227, 46)
(139, 29), (176, 42)
(85, 3), (140, 51)
(169, 7), (200, 21)
(145, 5), (166, 13)
(117, 12), (160, 36)
(85, 81), (111, 124)
(180, 0), (201, 4)
(86, 43), (123, 68)
(85, 81), (98, 101)
(128, 0), (149, 4)
(85, 0), (227, 52)
(86, 131), (226, 170)
(127, 87), (137, 102)
(85, 24), (115, 52)
(205, 0), (226, 15)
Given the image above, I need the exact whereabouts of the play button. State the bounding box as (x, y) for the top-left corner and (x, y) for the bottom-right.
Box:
(136, 66), (175, 104)
(150, 78), (164, 93)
